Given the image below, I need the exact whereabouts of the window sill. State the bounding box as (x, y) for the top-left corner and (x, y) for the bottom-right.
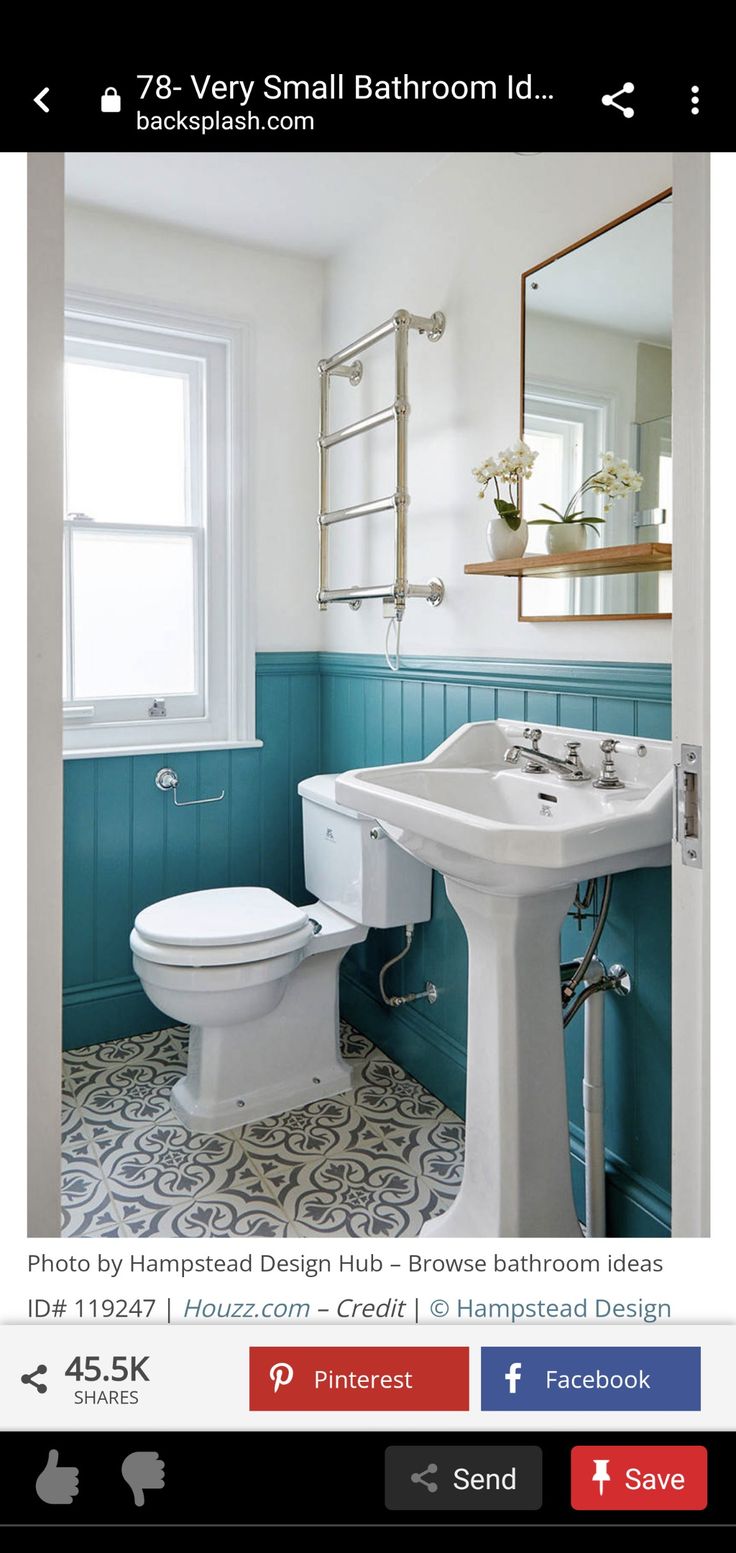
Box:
(63, 738), (264, 760)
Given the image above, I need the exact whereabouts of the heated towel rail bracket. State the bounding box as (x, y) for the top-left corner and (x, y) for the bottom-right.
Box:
(317, 308), (446, 612)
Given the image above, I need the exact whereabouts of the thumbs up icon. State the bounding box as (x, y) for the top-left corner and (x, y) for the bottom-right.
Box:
(35, 1448), (80, 1505)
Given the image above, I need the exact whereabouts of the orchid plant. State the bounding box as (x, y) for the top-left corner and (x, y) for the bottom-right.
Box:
(472, 439), (538, 530)
(528, 452), (644, 533)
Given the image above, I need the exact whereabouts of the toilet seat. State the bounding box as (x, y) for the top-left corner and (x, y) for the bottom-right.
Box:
(131, 887), (313, 968)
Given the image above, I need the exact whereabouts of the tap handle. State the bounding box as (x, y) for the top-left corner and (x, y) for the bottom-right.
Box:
(565, 739), (584, 773)
(524, 726), (542, 750)
(600, 738), (619, 754)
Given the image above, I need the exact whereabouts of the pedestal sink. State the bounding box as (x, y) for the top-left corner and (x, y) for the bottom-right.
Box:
(335, 720), (672, 1238)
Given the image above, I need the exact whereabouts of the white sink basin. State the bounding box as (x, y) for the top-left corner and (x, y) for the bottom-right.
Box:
(336, 720), (672, 895)
(336, 721), (672, 1239)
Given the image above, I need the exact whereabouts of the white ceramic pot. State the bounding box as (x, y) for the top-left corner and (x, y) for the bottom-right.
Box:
(486, 516), (528, 561)
(545, 523), (588, 555)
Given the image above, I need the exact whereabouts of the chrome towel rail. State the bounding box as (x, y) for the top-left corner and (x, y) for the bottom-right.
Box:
(317, 307), (446, 613)
(319, 495), (396, 528)
(319, 581), (445, 606)
(320, 404), (395, 450)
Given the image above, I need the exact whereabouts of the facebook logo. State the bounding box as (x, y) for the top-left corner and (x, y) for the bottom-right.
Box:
(482, 1348), (701, 1412)
(504, 1362), (523, 1394)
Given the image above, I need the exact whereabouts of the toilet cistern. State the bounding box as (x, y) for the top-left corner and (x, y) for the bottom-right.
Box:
(336, 719), (672, 1238)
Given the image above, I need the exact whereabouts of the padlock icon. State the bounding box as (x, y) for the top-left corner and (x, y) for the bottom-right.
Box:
(101, 87), (121, 113)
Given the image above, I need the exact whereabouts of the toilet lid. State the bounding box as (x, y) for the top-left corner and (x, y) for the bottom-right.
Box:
(133, 888), (309, 949)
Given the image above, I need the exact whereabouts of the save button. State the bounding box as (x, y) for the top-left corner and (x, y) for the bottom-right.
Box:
(571, 1446), (707, 1511)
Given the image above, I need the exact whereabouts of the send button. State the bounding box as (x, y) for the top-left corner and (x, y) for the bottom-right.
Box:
(481, 1348), (700, 1411)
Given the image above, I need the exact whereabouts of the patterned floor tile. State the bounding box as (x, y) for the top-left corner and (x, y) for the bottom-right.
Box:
(267, 1155), (451, 1238)
(62, 1098), (84, 1139)
(67, 1060), (185, 1128)
(353, 1067), (448, 1126)
(92, 1119), (256, 1204)
(61, 1158), (123, 1237)
(114, 1192), (290, 1239)
(62, 1118), (98, 1169)
(61, 1022), (464, 1239)
(339, 1022), (372, 1060)
(64, 1027), (186, 1075)
(240, 1097), (357, 1164)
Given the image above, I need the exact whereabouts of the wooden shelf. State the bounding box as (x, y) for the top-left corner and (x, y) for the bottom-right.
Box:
(464, 542), (672, 580)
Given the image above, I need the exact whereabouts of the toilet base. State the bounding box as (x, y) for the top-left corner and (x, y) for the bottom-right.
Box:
(171, 1042), (352, 1132)
(166, 930), (364, 1134)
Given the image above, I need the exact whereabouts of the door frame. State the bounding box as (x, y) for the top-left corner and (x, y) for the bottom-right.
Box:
(27, 153), (64, 1235)
(670, 152), (710, 1236)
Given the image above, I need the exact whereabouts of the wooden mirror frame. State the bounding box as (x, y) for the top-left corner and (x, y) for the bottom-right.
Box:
(518, 187), (673, 623)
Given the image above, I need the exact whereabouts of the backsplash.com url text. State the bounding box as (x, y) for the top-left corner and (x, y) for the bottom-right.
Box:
(137, 111), (314, 135)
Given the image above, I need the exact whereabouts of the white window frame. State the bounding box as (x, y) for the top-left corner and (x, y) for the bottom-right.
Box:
(525, 379), (612, 531)
(524, 379), (613, 614)
(63, 292), (258, 757)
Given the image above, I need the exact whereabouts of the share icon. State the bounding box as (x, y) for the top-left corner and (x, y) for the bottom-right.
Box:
(411, 1462), (439, 1493)
(21, 1364), (48, 1394)
(601, 82), (635, 118)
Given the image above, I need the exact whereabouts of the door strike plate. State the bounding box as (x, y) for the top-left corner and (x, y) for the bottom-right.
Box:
(674, 743), (702, 868)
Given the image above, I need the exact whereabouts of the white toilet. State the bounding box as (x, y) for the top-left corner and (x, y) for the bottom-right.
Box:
(130, 775), (431, 1132)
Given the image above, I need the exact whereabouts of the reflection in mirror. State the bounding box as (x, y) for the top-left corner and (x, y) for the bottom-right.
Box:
(520, 191), (672, 620)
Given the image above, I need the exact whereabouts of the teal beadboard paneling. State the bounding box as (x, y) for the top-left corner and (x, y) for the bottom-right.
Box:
(63, 650), (672, 1236)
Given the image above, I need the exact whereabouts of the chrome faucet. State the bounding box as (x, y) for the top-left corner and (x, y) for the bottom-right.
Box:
(503, 728), (590, 782)
(592, 738), (625, 790)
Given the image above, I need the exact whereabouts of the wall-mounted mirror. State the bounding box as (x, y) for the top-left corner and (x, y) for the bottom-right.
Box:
(520, 189), (672, 621)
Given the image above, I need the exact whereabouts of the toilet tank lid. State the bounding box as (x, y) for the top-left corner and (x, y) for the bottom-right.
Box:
(298, 773), (362, 820)
(133, 888), (309, 948)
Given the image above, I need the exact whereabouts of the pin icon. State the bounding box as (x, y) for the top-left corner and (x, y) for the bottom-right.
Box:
(269, 1361), (294, 1393)
(592, 1458), (611, 1496)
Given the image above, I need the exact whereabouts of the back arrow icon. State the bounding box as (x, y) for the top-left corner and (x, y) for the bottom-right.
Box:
(34, 88), (50, 113)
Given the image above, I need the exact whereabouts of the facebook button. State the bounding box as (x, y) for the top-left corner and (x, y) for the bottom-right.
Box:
(480, 1348), (701, 1412)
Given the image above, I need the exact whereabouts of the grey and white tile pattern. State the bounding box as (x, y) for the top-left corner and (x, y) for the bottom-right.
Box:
(61, 1023), (464, 1238)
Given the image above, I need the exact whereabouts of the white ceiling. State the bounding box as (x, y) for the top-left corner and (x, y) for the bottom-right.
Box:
(65, 151), (449, 258)
(526, 198), (672, 343)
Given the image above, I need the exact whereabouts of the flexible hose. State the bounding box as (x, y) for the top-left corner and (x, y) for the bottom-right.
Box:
(384, 610), (403, 672)
(563, 977), (607, 1028)
(379, 925), (414, 1006)
(563, 875), (612, 1000)
(575, 879), (597, 912)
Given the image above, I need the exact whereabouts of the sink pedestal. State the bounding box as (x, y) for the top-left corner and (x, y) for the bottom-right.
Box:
(422, 878), (582, 1238)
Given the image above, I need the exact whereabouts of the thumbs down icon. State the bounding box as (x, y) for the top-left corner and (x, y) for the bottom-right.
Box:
(121, 1450), (165, 1507)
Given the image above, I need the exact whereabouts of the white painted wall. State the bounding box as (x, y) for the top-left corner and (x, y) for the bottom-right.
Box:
(65, 203), (325, 652)
(67, 154), (674, 663)
(323, 151), (673, 661)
